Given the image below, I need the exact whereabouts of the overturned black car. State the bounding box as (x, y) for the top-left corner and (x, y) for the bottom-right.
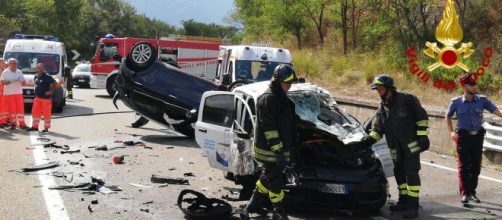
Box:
(115, 42), (218, 137)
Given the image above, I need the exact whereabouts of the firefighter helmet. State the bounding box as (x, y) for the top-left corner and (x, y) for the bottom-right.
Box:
(371, 75), (395, 90)
(272, 64), (297, 83)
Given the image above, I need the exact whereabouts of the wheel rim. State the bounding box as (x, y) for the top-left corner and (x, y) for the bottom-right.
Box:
(131, 44), (152, 64)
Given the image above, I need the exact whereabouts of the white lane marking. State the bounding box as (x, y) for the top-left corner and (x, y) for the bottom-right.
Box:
(421, 161), (502, 184)
(29, 131), (70, 220)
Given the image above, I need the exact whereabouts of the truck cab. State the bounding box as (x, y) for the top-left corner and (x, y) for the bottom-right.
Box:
(3, 34), (69, 112)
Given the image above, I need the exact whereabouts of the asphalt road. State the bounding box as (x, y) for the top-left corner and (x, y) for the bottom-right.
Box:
(1, 87), (502, 220)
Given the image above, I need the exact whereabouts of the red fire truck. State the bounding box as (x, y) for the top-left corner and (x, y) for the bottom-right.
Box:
(90, 35), (222, 96)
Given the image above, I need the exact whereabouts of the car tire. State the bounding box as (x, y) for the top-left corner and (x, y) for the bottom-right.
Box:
(106, 74), (117, 97)
(125, 42), (157, 72)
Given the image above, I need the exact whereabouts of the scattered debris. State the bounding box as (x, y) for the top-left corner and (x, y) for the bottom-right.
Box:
(22, 161), (59, 172)
(124, 141), (144, 147)
(151, 175), (189, 185)
(88, 205), (93, 213)
(188, 162), (194, 165)
(166, 146), (174, 149)
(142, 201), (154, 205)
(83, 154), (107, 159)
(61, 149), (80, 154)
(113, 156), (125, 164)
(49, 177), (121, 194)
(183, 172), (195, 177)
(52, 171), (73, 183)
(67, 160), (84, 166)
(31, 138), (56, 146)
(129, 183), (154, 189)
(168, 167), (177, 171)
(430, 160), (435, 164)
(45, 144), (70, 150)
(140, 208), (150, 213)
(91, 200), (98, 205)
(177, 189), (232, 219)
(93, 145), (108, 151)
(148, 155), (159, 157)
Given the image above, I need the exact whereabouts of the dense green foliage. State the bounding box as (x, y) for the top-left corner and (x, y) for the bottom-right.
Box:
(0, 0), (238, 60)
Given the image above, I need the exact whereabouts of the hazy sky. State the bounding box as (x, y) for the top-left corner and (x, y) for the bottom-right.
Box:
(124, 0), (235, 27)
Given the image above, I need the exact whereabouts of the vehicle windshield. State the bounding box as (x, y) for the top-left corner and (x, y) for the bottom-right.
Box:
(234, 60), (290, 82)
(75, 64), (90, 72)
(288, 88), (366, 145)
(4, 52), (60, 75)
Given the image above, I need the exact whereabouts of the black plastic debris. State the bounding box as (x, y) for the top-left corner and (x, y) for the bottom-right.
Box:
(88, 205), (93, 213)
(45, 144), (70, 150)
(49, 177), (122, 194)
(91, 200), (98, 205)
(142, 201), (154, 205)
(93, 145), (108, 151)
(140, 208), (150, 213)
(177, 189), (232, 219)
(151, 175), (189, 185)
(61, 149), (80, 154)
(183, 172), (195, 177)
(22, 162), (59, 172)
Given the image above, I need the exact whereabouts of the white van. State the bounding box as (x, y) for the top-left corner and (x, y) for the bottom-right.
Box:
(3, 34), (70, 112)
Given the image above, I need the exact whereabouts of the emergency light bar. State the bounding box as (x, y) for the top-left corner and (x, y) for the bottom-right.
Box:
(14, 34), (59, 42)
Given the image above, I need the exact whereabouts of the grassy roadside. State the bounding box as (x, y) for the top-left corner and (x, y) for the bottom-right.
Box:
(289, 43), (502, 110)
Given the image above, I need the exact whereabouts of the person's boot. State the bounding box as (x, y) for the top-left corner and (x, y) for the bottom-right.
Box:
(403, 196), (419, 219)
(272, 201), (289, 220)
(389, 196), (408, 212)
(245, 189), (269, 216)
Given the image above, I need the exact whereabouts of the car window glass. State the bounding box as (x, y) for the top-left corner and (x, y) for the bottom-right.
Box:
(203, 94), (234, 127)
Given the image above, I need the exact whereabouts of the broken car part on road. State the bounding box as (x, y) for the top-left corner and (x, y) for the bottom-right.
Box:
(151, 175), (189, 185)
(177, 189), (233, 219)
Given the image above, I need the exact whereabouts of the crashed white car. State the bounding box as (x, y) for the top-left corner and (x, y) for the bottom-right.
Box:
(195, 81), (393, 211)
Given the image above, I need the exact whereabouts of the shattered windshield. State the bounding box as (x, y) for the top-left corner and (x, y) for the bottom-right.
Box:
(288, 88), (366, 145)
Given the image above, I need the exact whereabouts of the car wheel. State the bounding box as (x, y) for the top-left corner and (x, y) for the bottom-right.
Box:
(125, 42), (157, 72)
(106, 74), (118, 97)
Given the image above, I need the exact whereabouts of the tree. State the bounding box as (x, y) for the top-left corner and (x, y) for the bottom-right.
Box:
(301, 0), (332, 46)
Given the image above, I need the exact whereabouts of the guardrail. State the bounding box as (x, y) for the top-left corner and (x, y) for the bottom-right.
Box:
(483, 122), (502, 152)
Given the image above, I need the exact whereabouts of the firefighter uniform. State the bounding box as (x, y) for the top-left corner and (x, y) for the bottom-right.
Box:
(246, 64), (297, 220)
(446, 73), (500, 203)
(29, 69), (56, 132)
(364, 75), (429, 219)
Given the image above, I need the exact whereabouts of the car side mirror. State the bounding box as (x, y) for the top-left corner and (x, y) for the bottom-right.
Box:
(298, 77), (306, 83)
(64, 66), (71, 77)
(234, 130), (251, 139)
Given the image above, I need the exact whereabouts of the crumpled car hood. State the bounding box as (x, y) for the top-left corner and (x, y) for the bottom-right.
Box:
(288, 83), (366, 145)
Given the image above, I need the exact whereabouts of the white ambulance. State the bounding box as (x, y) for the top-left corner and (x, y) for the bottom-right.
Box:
(3, 34), (70, 112)
(214, 45), (293, 90)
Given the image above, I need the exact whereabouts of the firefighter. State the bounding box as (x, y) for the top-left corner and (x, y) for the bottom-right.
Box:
(445, 73), (502, 203)
(245, 64), (298, 220)
(27, 63), (57, 132)
(0, 58), (27, 130)
(0, 58), (8, 127)
(360, 75), (429, 218)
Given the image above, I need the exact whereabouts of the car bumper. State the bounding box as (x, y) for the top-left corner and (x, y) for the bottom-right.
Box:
(284, 165), (388, 211)
(73, 75), (90, 85)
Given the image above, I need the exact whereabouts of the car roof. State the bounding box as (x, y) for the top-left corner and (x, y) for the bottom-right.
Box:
(233, 81), (335, 101)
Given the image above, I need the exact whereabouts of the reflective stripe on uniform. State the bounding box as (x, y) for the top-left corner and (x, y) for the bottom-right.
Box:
(271, 142), (283, 152)
(398, 183), (408, 195)
(407, 185), (420, 198)
(408, 141), (421, 153)
(369, 131), (381, 141)
(269, 190), (285, 203)
(283, 73), (295, 82)
(256, 180), (269, 194)
(390, 148), (397, 160)
(416, 120), (428, 127)
(252, 146), (290, 163)
(264, 130), (279, 140)
(417, 130), (430, 136)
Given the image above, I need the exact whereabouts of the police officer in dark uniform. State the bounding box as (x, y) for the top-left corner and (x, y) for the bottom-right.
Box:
(445, 73), (502, 203)
(245, 64), (297, 220)
(360, 75), (430, 218)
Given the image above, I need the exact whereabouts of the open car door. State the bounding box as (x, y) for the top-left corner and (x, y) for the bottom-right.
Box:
(195, 91), (256, 175)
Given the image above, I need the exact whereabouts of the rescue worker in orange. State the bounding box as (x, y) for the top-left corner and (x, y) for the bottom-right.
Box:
(0, 58), (27, 130)
(245, 64), (298, 220)
(360, 75), (430, 218)
(27, 63), (57, 132)
(0, 58), (8, 127)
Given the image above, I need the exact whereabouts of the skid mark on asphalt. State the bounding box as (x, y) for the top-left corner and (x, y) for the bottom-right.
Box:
(421, 161), (502, 184)
(28, 126), (70, 220)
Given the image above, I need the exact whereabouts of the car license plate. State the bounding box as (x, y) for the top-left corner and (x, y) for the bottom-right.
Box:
(320, 184), (347, 194)
(78, 79), (85, 82)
